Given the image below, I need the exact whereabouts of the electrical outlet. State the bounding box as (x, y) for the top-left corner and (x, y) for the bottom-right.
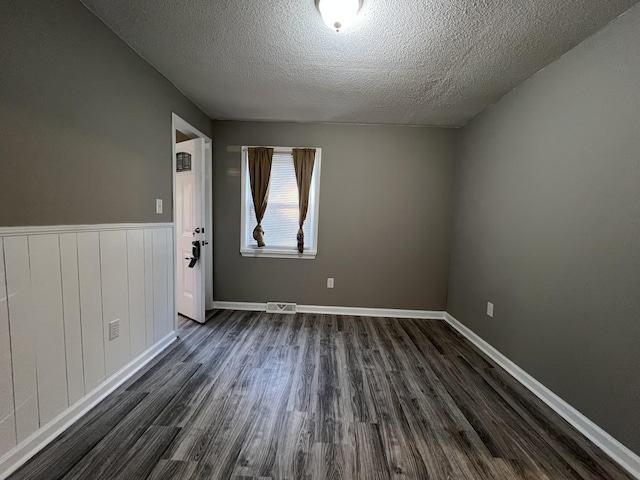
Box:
(487, 302), (494, 318)
(327, 277), (334, 289)
(155, 199), (163, 214)
(109, 319), (120, 340)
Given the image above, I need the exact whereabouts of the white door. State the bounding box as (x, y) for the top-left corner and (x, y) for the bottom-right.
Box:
(176, 139), (206, 324)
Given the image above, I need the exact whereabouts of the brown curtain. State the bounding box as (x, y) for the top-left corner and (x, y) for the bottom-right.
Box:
(292, 148), (316, 253)
(248, 147), (274, 247)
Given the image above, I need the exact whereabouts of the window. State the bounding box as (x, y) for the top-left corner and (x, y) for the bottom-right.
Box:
(240, 147), (321, 259)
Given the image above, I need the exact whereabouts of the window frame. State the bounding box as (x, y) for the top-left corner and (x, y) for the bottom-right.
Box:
(240, 146), (322, 259)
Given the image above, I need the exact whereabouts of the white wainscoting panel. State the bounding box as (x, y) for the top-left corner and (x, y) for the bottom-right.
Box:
(59, 233), (85, 406)
(0, 223), (175, 478)
(3, 236), (39, 443)
(152, 229), (169, 342)
(28, 235), (68, 427)
(99, 231), (131, 377)
(0, 238), (17, 457)
(126, 230), (146, 358)
(166, 228), (175, 332)
(143, 230), (155, 347)
(77, 232), (106, 393)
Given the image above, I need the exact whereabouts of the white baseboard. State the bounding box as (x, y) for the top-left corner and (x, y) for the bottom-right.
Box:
(0, 332), (177, 480)
(213, 301), (267, 312)
(443, 313), (640, 480)
(212, 301), (445, 320)
(296, 304), (445, 320)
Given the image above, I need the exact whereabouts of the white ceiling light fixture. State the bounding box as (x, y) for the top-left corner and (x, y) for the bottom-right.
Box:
(315, 0), (363, 32)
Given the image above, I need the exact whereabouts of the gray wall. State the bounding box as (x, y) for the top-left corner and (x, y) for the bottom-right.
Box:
(448, 5), (640, 454)
(0, 0), (211, 226)
(213, 121), (458, 310)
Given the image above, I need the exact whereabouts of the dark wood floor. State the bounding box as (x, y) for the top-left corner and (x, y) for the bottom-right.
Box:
(9, 310), (633, 480)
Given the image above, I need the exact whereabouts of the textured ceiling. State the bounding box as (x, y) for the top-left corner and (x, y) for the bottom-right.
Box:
(80, 0), (637, 126)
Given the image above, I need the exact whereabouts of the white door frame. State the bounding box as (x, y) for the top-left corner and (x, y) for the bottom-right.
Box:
(171, 113), (213, 330)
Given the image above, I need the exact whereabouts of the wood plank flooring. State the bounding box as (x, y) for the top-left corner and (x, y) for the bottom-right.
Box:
(9, 310), (634, 480)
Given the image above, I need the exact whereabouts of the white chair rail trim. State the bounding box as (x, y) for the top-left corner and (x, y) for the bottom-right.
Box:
(0, 223), (173, 237)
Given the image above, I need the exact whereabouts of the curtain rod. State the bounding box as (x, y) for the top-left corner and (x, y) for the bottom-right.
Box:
(229, 146), (319, 153)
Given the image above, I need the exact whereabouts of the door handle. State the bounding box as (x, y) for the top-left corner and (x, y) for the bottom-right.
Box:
(187, 240), (201, 268)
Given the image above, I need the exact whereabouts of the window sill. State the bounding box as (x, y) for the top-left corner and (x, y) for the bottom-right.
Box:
(240, 247), (317, 259)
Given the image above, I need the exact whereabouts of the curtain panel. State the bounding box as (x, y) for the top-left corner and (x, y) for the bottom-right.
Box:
(292, 148), (316, 253)
(248, 147), (274, 247)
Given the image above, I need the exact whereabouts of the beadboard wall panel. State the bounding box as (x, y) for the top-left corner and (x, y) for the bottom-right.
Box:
(28, 235), (68, 427)
(126, 230), (147, 358)
(77, 232), (107, 393)
(152, 229), (170, 343)
(3, 236), (39, 443)
(143, 230), (155, 347)
(165, 228), (175, 341)
(100, 231), (131, 377)
(59, 233), (86, 406)
(0, 238), (16, 457)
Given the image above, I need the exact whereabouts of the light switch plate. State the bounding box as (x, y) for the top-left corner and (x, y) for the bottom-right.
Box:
(487, 302), (494, 318)
(327, 278), (334, 288)
(156, 199), (163, 214)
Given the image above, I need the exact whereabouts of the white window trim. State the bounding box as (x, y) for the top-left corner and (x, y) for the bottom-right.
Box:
(240, 146), (321, 259)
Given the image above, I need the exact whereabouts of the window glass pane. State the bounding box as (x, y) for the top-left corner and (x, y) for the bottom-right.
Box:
(246, 152), (316, 249)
